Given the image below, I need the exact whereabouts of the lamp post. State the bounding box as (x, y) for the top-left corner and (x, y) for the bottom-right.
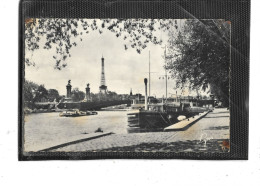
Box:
(144, 78), (148, 110)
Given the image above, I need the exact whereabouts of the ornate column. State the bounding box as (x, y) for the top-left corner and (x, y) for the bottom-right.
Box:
(86, 83), (90, 101)
(66, 80), (72, 98)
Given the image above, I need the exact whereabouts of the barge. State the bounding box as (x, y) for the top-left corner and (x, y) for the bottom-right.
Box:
(59, 109), (98, 117)
(127, 102), (211, 129)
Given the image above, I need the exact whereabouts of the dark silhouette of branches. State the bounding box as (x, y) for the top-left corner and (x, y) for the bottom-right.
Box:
(25, 18), (175, 70)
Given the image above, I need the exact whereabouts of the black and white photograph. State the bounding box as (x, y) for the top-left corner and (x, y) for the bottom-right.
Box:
(23, 18), (230, 154)
(1, 0), (259, 185)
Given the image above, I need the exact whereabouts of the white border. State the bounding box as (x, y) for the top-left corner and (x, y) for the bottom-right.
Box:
(0, 1), (260, 186)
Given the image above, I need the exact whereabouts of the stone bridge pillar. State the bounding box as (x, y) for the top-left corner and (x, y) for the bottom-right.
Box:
(86, 83), (91, 101)
(66, 80), (72, 98)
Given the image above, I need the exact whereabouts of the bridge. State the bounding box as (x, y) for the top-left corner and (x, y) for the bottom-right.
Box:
(57, 100), (132, 111)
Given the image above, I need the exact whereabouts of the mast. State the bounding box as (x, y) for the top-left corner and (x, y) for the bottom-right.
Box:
(149, 50), (151, 97)
(164, 45), (168, 102)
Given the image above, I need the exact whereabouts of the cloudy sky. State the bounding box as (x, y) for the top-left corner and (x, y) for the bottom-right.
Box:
(25, 19), (207, 98)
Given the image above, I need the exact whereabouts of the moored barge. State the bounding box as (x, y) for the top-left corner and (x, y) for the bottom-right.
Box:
(127, 100), (213, 129)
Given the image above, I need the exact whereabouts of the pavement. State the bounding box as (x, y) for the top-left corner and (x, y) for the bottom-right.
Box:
(50, 108), (230, 153)
(164, 111), (209, 131)
(24, 131), (113, 152)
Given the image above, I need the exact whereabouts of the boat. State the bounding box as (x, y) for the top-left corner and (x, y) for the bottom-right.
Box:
(59, 109), (98, 117)
(127, 52), (213, 129)
(130, 96), (158, 110)
(127, 98), (213, 129)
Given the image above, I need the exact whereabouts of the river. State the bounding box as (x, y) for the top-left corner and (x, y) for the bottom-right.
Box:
(24, 111), (129, 151)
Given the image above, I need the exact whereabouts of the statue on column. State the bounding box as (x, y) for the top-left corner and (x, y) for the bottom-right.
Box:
(85, 83), (91, 101)
(66, 80), (72, 99)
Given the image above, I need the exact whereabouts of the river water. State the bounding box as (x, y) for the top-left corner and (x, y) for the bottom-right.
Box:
(24, 111), (129, 151)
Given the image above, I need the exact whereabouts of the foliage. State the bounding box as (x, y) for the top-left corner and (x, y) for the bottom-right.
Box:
(48, 89), (61, 102)
(33, 85), (49, 102)
(71, 88), (85, 102)
(25, 18), (231, 105)
(24, 80), (39, 102)
(107, 91), (118, 100)
(90, 93), (99, 102)
(25, 18), (174, 69)
(165, 19), (230, 105)
(24, 80), (62, 104)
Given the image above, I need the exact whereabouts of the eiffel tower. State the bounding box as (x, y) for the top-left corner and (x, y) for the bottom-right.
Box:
(99, 56), (107, 95)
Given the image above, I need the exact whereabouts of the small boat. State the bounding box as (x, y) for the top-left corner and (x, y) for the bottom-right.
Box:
(59, 109), (98, 117)
(86, 110), (98, 115)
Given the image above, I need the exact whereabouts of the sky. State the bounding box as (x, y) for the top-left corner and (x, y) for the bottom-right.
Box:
(25, 19), (209, 98)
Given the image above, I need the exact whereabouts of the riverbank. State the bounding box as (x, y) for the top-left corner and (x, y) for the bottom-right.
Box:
(49, 108), (230, 153)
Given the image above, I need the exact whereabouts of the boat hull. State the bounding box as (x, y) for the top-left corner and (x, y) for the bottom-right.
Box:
(127, 107), (210, 129)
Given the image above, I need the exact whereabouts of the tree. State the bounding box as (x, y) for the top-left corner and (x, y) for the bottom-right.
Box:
(71, 88), (85, 102)
(24, 80), (39, 106)
(107, 91), (118, 100)
(25, 18), (174, 69)
(165, 19), (230, 106)
(90, 93), (99, 102)
(25, 18), (231, 105)
(33, 85), (48, 102)
(48, 89), (60, 102)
